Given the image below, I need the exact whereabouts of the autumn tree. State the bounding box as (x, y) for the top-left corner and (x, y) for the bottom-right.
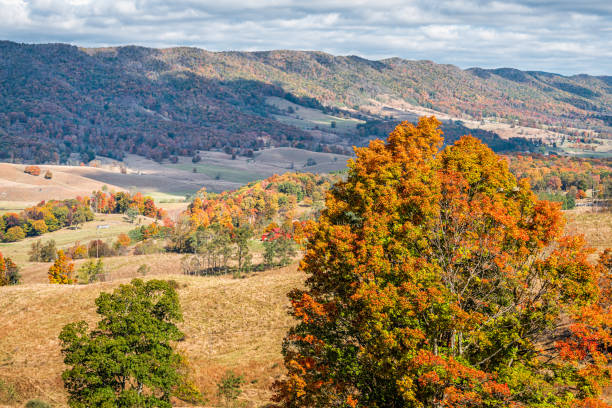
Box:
(232, 224), (253, 272)
(274, 117), (611, 408)
(0, 252), (20, 286)
(24, 165), (41, 176)
(48, 250), (75, 284)
(3, 226), (25, 242)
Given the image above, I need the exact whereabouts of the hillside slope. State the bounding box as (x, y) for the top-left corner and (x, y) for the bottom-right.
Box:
(1, 41), (610, 163)
(0, 266), (304, 407)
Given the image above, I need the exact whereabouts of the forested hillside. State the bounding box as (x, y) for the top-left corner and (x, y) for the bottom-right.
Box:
(1, 41), (610, 163)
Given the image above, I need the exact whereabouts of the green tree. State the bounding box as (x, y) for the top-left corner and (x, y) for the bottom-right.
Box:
(59, 279), (199, 407)
(216, 370), (244, 408)
(125, 207), (139, 224)
(77, 258), (104, 284)
(263, 234), (296, 267)
(232, 225), (253, 272)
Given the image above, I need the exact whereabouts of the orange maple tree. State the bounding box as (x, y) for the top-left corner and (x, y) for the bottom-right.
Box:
(48, 250), (75, 284)
(274, 117), (611, 408)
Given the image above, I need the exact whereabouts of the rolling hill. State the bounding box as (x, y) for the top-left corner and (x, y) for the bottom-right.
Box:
(1, 41), (611, 164)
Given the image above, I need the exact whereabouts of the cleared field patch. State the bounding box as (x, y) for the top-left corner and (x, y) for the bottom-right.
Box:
(267, 96), (364, 134)
(0, 163), (124, 202)
(0, 265), (305, 407)
(165, 162), (266, 184)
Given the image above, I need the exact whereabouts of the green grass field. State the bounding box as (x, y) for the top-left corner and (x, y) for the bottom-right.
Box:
(0, 214), (137, 264)
(0, 201), (35, 216)
(267, 96), (364, 134)
(164, 162), (266, 184)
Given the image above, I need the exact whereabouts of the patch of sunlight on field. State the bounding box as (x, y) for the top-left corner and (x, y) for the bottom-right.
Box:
(564, 208), (612, 255)
(140, 191), (188, 202)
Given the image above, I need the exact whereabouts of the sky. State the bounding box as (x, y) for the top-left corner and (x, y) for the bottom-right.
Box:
(2, 0), (611, 75)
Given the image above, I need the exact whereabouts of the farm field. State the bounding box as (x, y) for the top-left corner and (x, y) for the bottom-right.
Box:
(267, 96), (365, 135)
(0, 214), (138, 265)
(0, 264), (304, 407)
(0, 146), (350, 205)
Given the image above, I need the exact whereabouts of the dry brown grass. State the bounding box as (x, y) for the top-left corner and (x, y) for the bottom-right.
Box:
(564, 207), (612, 255)
(0, 204), (610, 407)
(0, 264), (305, 407)
(0, 163), (124, 202)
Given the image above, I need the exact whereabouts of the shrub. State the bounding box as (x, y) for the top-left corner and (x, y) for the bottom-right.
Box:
(114, 233), (131, 253)
(3, 226), (25, 242)
(25, 399), (51, 408)
(134, 240), (164, 255)
(66, 241), (88, 259)
(137, 264), (150, 276)
(128, 227), (144, 242)
(28, 239), (57, 262)
(87, 240), (115, 258)
(217, 370), (244, 407)
(77, 258), (104, 284)
(24, 165), (41, 176)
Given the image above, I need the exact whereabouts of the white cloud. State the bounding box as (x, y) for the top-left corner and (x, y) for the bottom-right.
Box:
(0, 0), (610, 74)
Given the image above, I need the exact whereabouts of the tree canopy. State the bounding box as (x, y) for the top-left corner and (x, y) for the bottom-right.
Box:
(59, 279), (197, 407)
(274, 117), (611, 408)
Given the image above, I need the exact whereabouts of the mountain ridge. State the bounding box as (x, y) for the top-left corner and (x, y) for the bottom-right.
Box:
(1, 40), (610, 163)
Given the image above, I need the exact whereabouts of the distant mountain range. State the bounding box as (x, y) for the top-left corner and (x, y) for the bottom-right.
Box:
(1, 41), (610, 163)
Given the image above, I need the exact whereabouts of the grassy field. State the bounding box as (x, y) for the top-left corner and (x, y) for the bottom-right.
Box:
(164, 162), (267, 185)
(1, 198), (611, 406)
(0, 214), (137, 265)
(267, 96), (364, 134)
(565, 207), (612, 256)
(0, 201), (35, 216)
(0, 264), (304, 407)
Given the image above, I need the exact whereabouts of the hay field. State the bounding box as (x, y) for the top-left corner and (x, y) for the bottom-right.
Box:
(0, 163), (124, 203)
(0, 264), (304, 407)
